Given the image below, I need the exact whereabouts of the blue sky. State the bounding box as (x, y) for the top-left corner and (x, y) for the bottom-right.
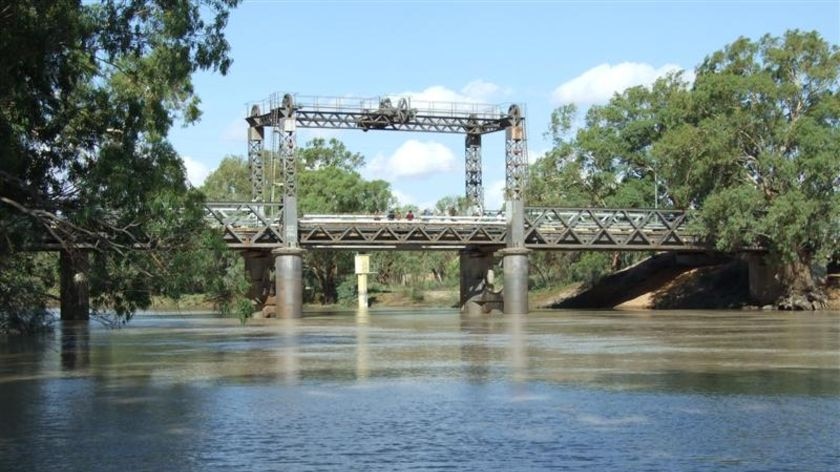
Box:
(170, 0), (839, 210)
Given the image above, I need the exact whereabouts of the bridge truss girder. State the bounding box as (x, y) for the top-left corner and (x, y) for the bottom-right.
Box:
(523, 208), (700, 250)
(203, 204), (704, 252)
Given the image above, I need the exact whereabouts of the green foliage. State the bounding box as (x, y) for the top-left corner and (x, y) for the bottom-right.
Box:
(293, 140), (393, 304)
(335, 276), (359, 306)
(0, 0), (240, 332)
(298, 138), (365, 171)
(569, 253), (613, 288)
(299, 167), (392, 215)
(200, 155), (251, 201)
(434, 195), (472, 215)
(0, 253), (57, 334)
(537, 30), (839, 296)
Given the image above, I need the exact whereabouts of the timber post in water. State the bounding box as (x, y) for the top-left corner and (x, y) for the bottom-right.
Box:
(59, 250), (89, 321)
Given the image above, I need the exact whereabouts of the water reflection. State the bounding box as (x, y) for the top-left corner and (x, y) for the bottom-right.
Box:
(508, 313), (527, 384)
(60, 321), (90, 371)
(280, 316), (299, 385)
(355, 311), (369, 381)
(459, 315), (494, 383)
(0, 310), (838, 471)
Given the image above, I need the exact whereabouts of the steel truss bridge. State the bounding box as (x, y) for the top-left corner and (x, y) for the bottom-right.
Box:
(232, 91), (708, 316)
(204, 203), (701, 251)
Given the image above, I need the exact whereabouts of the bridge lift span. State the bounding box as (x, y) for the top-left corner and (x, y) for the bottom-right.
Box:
(244, 93), (529, 318)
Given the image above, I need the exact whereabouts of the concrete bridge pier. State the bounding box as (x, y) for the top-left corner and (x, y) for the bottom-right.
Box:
(746, 254), (783, 305)
(501, 248), (529, 315)
(355, 253), (371, 309)
(59, 251), (89, 321)
(459, 247), (497, 315)
(242, 251), (273, 309)
(273, 247), (305, 318)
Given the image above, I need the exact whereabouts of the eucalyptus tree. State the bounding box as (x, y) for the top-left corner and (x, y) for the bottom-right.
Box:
(0, 0), (240, 330)
(537, 30), (838, 306)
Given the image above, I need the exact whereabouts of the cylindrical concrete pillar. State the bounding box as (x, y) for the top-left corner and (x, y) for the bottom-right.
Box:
(272, 247), (305, 318)
(459, 248), (495, 315)
(60, 251), (89, 321)
(501, 247), (529, 315)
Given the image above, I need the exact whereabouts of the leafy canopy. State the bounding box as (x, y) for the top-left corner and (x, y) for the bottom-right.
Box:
(535, 30), (839, 295)
(0, 0), (240, 328)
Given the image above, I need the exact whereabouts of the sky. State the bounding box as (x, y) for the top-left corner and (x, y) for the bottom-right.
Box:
(169, 0), (840, 211)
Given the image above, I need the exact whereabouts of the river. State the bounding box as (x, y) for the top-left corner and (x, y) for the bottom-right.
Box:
(1, 309), (838, 471)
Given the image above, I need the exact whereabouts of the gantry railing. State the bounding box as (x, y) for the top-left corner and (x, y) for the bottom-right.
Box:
(205, 204), (703, 251)
(246, 95), (514, 134)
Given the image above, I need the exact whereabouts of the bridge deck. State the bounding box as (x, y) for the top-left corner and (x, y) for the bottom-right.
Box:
(206, 204), (703, 251)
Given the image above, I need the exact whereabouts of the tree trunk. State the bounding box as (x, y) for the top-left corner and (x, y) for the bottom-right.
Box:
(610, 252), (623, 272)
(776, 252), (826, 310)
(322, 265), (338, 304)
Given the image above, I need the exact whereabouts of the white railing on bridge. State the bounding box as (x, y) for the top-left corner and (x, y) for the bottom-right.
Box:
(299, 214), (506, 225)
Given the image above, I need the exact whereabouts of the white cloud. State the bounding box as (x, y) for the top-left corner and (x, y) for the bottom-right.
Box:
(528, 147), (551, 164)
(486, 179), (507, 211)
(222, 118), (247, 142)
(182, 155), (211, 187)
(391, 189), (414, 206)
(369, 140), (456, 180)
(551, 62), (688, 105)
(390, 80), (511, 116)
(460, 79), (503, 102)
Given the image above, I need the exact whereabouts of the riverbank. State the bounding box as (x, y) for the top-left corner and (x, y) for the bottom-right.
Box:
(147, 255), (840, 313)
(541, 253), (840, 311)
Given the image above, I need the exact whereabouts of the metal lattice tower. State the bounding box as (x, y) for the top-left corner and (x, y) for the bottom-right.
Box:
(247, 105), (265, 202)
(465, 117), (483, 216)
(504, 104), (527, 201)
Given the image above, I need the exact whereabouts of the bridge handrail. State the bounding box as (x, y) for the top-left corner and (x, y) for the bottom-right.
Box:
(299, 214), (506, 225)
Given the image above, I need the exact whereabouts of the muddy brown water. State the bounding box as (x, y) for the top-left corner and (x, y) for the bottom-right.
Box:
(1, 309), (838, 471)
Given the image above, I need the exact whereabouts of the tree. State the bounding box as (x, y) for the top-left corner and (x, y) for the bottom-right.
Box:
(670, 31), (838, 304)
(0, 0), (240, 331)
(541, 30), (839, 306)
(298, 137), (365, 172)
(299, 166), (393, 304)
(200, 155), (251, 201)
(195, 139), (393, 306)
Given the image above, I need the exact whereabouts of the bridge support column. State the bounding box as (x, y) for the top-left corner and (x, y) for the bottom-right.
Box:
(60, 251), (89, 321)
(243, 251), (273, 310)
(355, 253), (371, 309)
(746, 254), (783, 305)
(501, 248), (529, 315)
(273, 247), (305, 319)
(459, 248), (495, 315)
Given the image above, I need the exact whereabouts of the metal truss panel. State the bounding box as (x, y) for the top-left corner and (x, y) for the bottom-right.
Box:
(204, 203), (283, 248)
(523, 207), (702, 251)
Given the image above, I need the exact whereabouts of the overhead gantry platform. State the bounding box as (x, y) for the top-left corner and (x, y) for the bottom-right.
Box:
(244, 93), (528, 220)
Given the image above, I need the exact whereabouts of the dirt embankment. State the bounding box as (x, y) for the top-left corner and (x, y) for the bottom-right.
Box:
(544, 253), (752, 310)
